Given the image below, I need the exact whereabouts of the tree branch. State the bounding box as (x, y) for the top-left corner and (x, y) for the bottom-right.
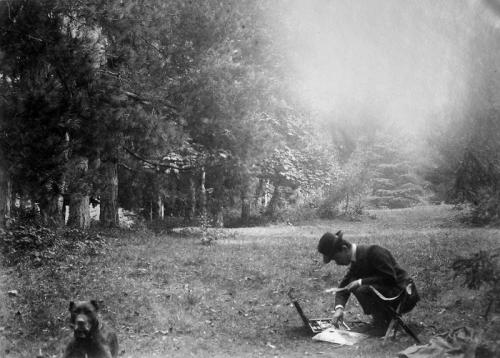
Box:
(122, 90), (180, 116)
(122, 147), (195, 172)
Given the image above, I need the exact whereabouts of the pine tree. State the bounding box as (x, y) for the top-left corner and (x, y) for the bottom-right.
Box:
(367, 133), (429, 209)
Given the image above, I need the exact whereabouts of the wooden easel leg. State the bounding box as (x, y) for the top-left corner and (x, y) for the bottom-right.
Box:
(383, 319), (397, 344)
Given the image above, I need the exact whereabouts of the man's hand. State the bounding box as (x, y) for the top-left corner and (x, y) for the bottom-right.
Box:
(332, 307), (344, 324)
(345, 279), (362, 292)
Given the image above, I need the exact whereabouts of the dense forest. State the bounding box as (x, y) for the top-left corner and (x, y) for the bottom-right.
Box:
(0, 0), (499, 231)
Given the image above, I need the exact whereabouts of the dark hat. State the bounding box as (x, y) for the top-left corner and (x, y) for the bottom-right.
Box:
(318, 231), (344, 263)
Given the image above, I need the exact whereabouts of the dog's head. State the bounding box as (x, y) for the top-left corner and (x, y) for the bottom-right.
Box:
(69, 300), (99, 339)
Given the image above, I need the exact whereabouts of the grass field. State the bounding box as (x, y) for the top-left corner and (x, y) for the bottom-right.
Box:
(1, 205), (499, 357)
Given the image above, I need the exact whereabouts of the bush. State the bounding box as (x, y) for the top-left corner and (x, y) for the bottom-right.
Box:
(317, 191), (343, 219)
(367, 195), (420, 209)
(0, 225), (108, 266)
(272, 202), (319, 224)
(0, 225), (57, 265)
(468, 189), (500, 225)
(452, 248), (500, 319)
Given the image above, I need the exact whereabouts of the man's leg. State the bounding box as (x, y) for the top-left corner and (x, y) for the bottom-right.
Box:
(352, 285), (400, 332)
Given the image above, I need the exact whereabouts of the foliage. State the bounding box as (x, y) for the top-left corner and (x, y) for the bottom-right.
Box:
(272, 189), (323, 224)
(261, 143), (338, 191)
(428, 113), (500, 224)
(454, 145), (500, 225)
(452, 249), (499, 290)
(322, 143), (371, 217)
(0, 225), (56, 264)
(317, 190), (343, 219)
(0, 0), (140, 225)
(366, 133), (430, 209)
(0, 224), (107, 266)
(0, 0), (344, 227)
(0, 0), (95, 207)
(452, 248), (500, 320)
(315, 130), (431, 217)
(257, 117), (341, 220)
(424, 19), (500, 225)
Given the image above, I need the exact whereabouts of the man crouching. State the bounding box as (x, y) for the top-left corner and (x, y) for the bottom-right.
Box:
(63, 300), (118, 358)
(318, 231), (419, 336)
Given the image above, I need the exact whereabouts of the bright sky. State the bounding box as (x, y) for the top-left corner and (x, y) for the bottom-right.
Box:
(272, 0), (500, 136)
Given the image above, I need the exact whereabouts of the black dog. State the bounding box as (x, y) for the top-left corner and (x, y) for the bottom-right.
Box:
(63, 300), (118, 358)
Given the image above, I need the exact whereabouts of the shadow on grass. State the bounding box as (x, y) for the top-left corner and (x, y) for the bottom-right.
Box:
(283, 325), (313, 339)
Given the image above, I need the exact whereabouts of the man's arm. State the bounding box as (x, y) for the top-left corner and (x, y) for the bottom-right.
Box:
(334, 268), (355, 308)
(332, 268), (357, 324)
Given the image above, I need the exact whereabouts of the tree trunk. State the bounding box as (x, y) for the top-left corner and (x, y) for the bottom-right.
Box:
(263, 180), (271, 207)
(39, 191), (64, 227)
(214, 207), (224, 228)
(67, 157), (91, 229)
(157, 193), (164, 220)
(241, 188), (250, 223)
(200, 167), (207, 219)
(254, 178), (264, 209)
(240, 165), (251, 222)
(68, 194), (90, 229)
(185, 174), (196, 222)
(265, 185), (281, 218)
(100, 160), (119, 227)
(5, 180), (11, 227)
(213, 181), (224, 228)
(39, 131), (69, 227)
(20, 194), (30, 212)
(0, 158), (11, 229)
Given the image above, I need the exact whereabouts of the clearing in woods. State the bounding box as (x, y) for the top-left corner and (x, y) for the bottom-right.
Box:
(2, 205), (499, 357)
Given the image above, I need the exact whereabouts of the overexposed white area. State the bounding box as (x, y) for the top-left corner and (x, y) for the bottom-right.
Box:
(269, 0), (500, 138)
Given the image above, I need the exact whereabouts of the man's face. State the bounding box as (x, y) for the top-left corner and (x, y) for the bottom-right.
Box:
(326, 246), (351, 266)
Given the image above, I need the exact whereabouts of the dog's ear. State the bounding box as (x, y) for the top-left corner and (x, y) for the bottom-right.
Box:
(69, 301), (75, 311)
(336, 230), (343, 238)
(90, 300), (99, 311)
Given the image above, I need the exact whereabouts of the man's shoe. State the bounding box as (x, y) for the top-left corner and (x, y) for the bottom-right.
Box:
(354, 314), (390, 337)
(349, 319), (389, 337)
(353, 322), (388, 337)
(364, 324), (388, 337)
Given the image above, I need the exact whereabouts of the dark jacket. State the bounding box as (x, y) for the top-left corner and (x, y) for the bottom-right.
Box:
(335, 244), (409, 307)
